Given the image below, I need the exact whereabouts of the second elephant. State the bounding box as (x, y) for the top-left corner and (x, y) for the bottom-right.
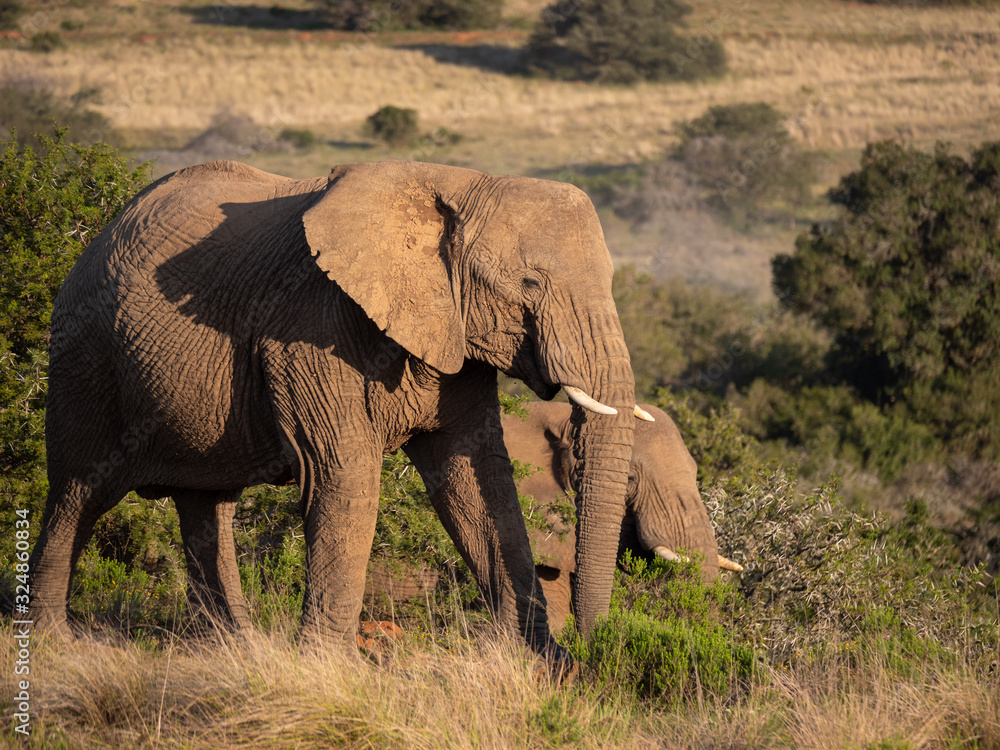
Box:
(506, 401), (741, 631)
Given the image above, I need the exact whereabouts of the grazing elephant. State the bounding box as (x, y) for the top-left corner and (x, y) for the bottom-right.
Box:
(29, 160), (639, 660)
(504, 401), (742, 632)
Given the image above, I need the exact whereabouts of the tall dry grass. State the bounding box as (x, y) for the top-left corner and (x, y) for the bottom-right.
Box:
(1, 619), (650, 749)
(4, 616), (998, 749)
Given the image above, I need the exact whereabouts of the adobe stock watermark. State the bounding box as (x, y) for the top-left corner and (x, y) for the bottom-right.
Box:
(11, 506), (33, 737)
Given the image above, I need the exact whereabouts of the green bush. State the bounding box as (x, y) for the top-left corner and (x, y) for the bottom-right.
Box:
(612, 267), (830, 399)
(29, 31), (63, 52)
(564, 552), (757, 705)
(525, 0), (726, 84)
(653, 390), (762, 485)
(0, 0), (23, 30)
(0, 132), (151, 583)
(704, 467), (996, 667)
(279, 127), (317, 150)
(364, 105), (419, 147)
(320, 0), (501, 31)
(672, 102), (814, 224)
(70, 550), (180, 633)
(736, 382), (942, 482)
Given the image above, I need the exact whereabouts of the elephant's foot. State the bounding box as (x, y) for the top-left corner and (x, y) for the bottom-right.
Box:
(533, 639), (577, 686)
(24, 606), (77, 643)
(184, 594), (253, 635)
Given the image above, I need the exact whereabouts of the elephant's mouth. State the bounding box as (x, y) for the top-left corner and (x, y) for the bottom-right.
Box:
(508, 331), (561, 400)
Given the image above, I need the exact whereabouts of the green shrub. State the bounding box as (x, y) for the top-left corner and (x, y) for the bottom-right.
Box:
(0, 0), (24, 30)
(279, 127), (317, 150)
(364, 105), (419, 147)
(0, 132), (151, 588)
(564, 552), (757, 705)
(653, 391), (762, 485)
(29, 31), (63, 52)
(71, 549), (180, 632)
(672, 102), (814, 224)
(704, 468), (997, 667)
(612, 267), (830, 399)
(320, 0), (501, 31)
(525, 0), (726, 84)
(736, 382), (942, 482)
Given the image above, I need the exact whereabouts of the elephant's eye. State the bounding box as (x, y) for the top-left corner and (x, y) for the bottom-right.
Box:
(521, 273), (544, 301)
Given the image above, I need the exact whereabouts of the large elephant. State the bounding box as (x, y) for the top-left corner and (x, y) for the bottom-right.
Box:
(28, 160), (638, 660)
(504, 401), (742, 632)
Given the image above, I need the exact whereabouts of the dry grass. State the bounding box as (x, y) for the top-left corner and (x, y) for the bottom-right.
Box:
(4, 619), (998, 749)
(2, 0), (998, 169)
(1, 619), (651, 749)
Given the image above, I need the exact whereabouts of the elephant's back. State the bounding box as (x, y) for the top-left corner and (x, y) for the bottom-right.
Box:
(51, 161), (329, 458)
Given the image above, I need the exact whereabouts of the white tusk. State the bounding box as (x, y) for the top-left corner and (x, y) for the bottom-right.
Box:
(652, 545), (687, 563)
(633, 405), (655, 422)
(718, 555), (743, 572)
(563, 385), (618, 416)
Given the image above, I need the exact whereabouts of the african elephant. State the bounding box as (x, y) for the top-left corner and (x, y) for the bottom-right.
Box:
(28, 160), (639, 660)
(504, 401), (742, 632)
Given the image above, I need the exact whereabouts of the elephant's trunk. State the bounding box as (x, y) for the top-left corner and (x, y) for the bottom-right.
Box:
(568, 356), (635, 636)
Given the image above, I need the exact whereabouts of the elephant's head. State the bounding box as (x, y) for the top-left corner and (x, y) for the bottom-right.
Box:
(302, 161), (636, 634)
(513, 402), (736, 588)
(621, 405), (722, 580)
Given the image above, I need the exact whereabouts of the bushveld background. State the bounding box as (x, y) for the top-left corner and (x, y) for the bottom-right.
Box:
(1, 0), (999, 747)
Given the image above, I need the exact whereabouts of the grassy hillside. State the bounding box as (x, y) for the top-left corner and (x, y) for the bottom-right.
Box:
(2, 0), (999, 295)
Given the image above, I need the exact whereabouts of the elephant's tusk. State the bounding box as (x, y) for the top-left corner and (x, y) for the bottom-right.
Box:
(718, 555), (744, 572)
(654, 546), (745, 573)
(652, 545), (684, 562)
(633, 405), (655, 422)
(563, 385), (618, 416)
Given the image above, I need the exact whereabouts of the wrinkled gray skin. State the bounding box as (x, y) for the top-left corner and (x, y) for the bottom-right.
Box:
(29, 160), (635, 659)
(504, 401), (719, 632)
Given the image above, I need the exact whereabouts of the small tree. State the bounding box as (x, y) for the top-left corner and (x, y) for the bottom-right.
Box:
(525, 0), (726, 84)
(673, 102), (813, 223)
(0, 0), (24, 31)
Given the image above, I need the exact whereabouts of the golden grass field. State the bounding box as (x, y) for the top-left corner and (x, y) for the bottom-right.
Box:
(3, 617), (997, 749)
(3, 0), (999, 294)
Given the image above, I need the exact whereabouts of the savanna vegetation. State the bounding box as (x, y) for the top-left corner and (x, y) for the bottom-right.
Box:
(2, 0), (1000, 746)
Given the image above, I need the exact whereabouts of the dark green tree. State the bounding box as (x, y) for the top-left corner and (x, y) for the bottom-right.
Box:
(773, 140), (1000, 456)
(525, 0), (726, 84)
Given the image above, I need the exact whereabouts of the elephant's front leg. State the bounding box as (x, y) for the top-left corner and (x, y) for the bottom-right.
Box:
(404, 429), (558, 657)
(298, 453), (382, 644)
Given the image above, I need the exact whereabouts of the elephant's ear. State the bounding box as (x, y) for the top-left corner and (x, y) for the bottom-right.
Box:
(302, 161), (469, 375)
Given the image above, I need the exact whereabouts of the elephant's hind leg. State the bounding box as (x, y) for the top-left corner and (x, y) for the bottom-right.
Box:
(28, 475), (128, 639)
(174, 489), (251, 631)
